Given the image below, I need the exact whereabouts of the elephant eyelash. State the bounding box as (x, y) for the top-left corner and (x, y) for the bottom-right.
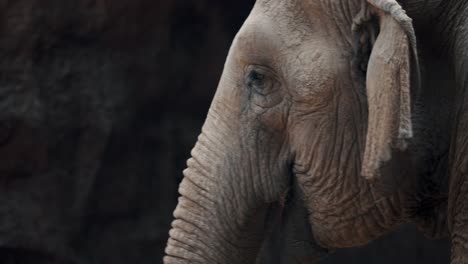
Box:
(244, 66), (278, 96)
(249, 70), (265, 83)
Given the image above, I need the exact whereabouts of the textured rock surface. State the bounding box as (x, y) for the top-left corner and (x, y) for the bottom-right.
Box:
(0, 0), (450, 263)
(0, 1), (253, 263)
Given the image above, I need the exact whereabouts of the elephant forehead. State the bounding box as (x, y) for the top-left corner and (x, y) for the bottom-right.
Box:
(235, 0), (359, 58)
(256, 0), (362, 28)
(232, 3), (336, 68)
(232, 18), (281, 66)
(284, 47), (339, 93)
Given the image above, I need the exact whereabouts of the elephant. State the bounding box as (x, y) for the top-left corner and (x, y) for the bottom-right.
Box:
(164, 0), (468, 263)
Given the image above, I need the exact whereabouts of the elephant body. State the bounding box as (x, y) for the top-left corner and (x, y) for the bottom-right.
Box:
(165, 0), (468, 263)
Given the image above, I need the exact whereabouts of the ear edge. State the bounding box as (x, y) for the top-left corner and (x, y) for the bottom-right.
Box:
(361, 7), (415, 182)
(367, 0), (421, 93)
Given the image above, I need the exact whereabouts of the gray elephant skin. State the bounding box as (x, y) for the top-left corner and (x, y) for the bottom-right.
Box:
(165, 0), (468, 263)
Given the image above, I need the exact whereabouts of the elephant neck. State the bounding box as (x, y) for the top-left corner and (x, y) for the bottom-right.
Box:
(432, 0), (468, 233)
(433, 0), (468, 65)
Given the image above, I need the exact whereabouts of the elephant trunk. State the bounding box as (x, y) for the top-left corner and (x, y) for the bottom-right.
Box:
(164, 108), (275, 263)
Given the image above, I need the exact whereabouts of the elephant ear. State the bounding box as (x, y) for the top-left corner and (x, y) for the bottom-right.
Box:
(361, 0), (420, 182)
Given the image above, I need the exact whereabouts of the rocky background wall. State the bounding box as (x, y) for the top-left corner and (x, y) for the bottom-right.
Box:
(0, 0), (450, 263)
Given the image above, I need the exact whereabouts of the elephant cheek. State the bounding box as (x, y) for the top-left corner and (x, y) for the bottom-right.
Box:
(252, 104), (289, 134)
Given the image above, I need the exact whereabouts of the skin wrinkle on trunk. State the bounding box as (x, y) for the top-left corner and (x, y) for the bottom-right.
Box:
(168, 148), (232, 262)
(167, 90), (247, 262)
(166, 69), (291, 263)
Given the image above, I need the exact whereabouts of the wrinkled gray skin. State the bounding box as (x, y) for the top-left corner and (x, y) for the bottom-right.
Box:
(165, 0), (468, 263)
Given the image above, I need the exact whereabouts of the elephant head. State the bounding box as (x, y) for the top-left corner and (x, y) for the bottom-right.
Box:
(165, 0), (436, 263)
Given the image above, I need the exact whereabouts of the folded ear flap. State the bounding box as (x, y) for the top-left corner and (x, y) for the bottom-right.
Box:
(361, 0), (420, 181)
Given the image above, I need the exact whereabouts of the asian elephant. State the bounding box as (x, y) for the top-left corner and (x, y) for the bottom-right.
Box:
(164, 0), (468, 263)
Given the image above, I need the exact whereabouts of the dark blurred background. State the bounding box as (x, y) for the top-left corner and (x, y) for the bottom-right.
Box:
(0, 0), (450, 263)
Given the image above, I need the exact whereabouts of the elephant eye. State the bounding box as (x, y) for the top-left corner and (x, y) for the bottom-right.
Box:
(249, 71), (265, 83)
(245, 66), (277, 95)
